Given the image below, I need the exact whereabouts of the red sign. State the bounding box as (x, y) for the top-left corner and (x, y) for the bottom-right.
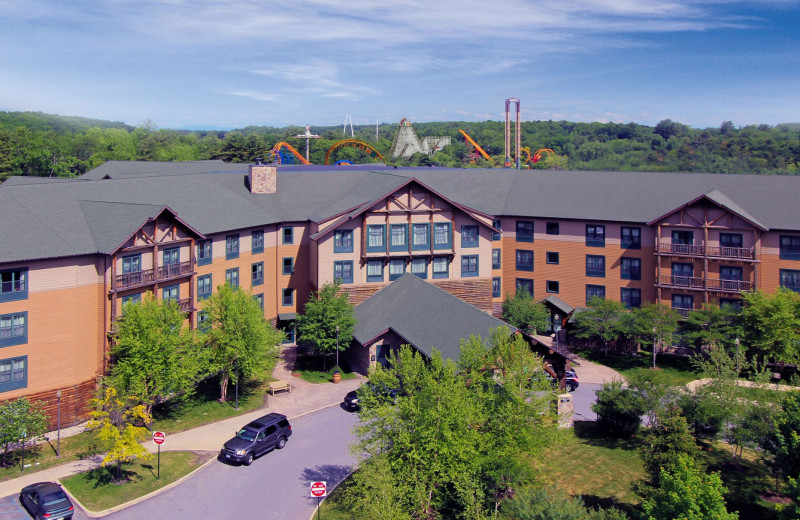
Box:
(310, 481), (327, 497)
(153, 431), (166, 445)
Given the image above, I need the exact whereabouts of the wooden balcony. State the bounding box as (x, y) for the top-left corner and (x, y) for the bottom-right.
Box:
(707, 278), (753, 293)
(656, 241), (756, 261)
(177, 298), (193, 312)
(115, 260), (194, 290)
(658, 274), (705, 289)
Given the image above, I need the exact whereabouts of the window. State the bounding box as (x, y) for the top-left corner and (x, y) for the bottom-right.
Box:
(461, 255), (479, 277)
(412, 224), (430, 250)
(492, 219), (502, 241)
(671, 262), (693, 286)
(367, 225), (386, 253)
(515, 250), (533, 271)
(586, 255), (605, 277)
(197, 275), (212, 300)
(586, 284), (605, 304)
(282, 289), (294, 306)
(621, 227), (641, 249)
(621, 257), (641, 280)
(197, 311), (210, 331)
(390, 224), (408, 252)
(516, 278), (533, 296)
(546, 281), (559, 293)
(780, 269), (800, 292)
(461, 225), (479, 248)
(492, 249), (501, 269)
(0, 356), (27, 392)
(162, 247), (180, 276)
(254, 293), (265, 311)
(719, 298), (742, 309)
(516, 221), (534, 242)
(0, 312), (27, 347)
(0, 268), (27, 303)
(433, 223), (452, 249)
(546, 222), (560, 235)
(621, 288), (642, 308)
(367, 260), (384, 282)
(780, 236), (800, 260)
(163, 284), (180, 302)
(546, 252), (559, 265)
(121, 293), (141, 313)
(334, 261), (353, 284)
(197, 240), (212, 266)
(225, 268), (239, 288)
(252, 230), (264, 254)
(252, 262), (264, 286)
(389, 259), (405, 281)
(433, 256), (449, 279)
(586, 225), (605, 247)
(672, 230), (694, 245)
(226, 234), (239, 260)
(282, 257), (294, 275)
(492, 277), (501, 297)
(411, 258), (427, 279)
(720, 266), (742, 281)
(282, 227), (294, 245)
(672, 294), (694, 310)
(719, 233), (742, 250)
(334, 229), (354, 253)
(122, 255), (141, 273)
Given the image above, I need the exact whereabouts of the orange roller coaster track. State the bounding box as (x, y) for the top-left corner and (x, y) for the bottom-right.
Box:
(458, 129), (495, 164)
(325, 139), (386, 165)
(271, 142), (311, 165)
(532, 148), (555, 163)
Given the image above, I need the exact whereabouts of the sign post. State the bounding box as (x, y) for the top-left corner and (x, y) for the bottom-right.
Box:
(153, 431), (166, 480)
(310, 481), (327, 520)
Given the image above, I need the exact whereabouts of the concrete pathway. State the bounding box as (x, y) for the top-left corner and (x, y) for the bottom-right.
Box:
(686, 378), (800, 393)
(0, 344), (365, 501)
(570, 355), (625, 385)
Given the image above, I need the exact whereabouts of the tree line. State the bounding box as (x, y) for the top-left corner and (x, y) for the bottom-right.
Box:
(2, 111), (799, 180)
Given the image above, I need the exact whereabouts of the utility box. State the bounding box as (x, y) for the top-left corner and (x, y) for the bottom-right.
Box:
(557, 393), (574, 429)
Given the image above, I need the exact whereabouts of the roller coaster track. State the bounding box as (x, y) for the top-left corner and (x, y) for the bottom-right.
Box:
(271, 141), (311, 165)
(325, 139), (386, 165)
(458, 129), (495, 164)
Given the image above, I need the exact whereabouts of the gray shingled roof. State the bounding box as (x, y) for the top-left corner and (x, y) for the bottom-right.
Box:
(3, 162), (800, 264)
(353, 273), (514, 363)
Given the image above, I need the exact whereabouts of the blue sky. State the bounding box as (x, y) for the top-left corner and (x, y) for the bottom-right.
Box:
(1, 0), (799, 130)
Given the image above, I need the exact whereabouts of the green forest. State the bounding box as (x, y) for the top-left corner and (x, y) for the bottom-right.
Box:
(1, 110), (799, 181)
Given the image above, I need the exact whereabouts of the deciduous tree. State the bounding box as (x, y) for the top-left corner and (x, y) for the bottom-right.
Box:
(570, 297), (626, 356)
(200, 284), (283, 402)
(0, 397), (48, 467)
(296, 282), (356, 369)
(501, 288), (550, 335)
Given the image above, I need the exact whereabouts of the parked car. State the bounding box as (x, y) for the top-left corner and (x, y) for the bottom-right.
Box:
(545, 369), (579, 392)
(220, 413), (292, 466)
(343, 382), (401, 412)
(20, 482), (74, 520)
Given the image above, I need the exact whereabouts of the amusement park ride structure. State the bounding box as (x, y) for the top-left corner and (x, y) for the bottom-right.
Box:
(505, 97), (521, 169)
(293, 125), (320, 162)
(389, 119), (451, 160)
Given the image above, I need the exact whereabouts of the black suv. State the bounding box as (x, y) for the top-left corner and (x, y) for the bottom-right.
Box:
(220, 413), (292, 466)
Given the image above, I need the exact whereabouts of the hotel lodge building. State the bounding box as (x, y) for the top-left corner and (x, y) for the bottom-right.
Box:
(1, 160), (799, 425)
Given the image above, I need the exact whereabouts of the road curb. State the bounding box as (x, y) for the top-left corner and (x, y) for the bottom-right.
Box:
(62, 452), (218, 518)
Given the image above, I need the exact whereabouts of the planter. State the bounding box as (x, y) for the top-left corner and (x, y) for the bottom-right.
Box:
(332, 371), (341, 384)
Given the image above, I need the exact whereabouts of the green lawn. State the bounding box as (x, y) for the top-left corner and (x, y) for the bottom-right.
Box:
(0, 430), (101, 483)
(291, 351), (359, 384)
(60, 451), (213, 512)
(576, 348), (700, 386)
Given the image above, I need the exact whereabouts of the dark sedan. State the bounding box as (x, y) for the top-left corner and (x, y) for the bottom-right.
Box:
(20, 482), (74, 520)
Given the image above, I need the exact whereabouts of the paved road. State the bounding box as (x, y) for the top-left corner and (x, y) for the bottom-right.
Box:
(79, 405), (358, 520)
(571, 383), (601, 423)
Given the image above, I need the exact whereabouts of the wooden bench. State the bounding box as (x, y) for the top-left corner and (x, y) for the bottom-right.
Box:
(269, 380), (291, 396)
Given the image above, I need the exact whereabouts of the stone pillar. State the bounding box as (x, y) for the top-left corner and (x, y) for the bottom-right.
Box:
(557, 393), (574, 429)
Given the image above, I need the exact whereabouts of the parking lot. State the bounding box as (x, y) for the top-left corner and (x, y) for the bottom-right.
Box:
(0, 495), (29, 520)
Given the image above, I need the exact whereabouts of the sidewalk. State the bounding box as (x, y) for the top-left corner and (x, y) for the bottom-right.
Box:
(570, 355), (625, 385)
(0, 344), (365, 499)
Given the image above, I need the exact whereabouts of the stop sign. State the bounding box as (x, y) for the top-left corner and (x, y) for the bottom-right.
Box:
(310, 481), (327, 497)
(153, 431), (166, 445)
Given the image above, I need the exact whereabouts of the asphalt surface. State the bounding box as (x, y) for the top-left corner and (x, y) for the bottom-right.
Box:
(104, 405), (358, 520)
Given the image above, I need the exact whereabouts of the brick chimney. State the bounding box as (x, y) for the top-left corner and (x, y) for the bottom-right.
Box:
(248, 158), (276, 194)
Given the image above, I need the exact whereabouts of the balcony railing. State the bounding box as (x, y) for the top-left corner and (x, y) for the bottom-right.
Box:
(707, 278), (753, 293)
(656, 240), (756, 260)
(177, 298), (193, 312)
(115, 260), (193, 290)
(659, 274), (705, 289)
(672, 307), (691, 318)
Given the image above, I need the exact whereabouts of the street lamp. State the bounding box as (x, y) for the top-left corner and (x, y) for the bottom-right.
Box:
(735, 337), (741, 374)
(335, 325), (340, 370)
(56, 389), (62, 458)
(652, 326), (657, 369)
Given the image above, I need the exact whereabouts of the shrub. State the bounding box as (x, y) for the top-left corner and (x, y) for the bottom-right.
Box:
(591, 380), (645, 437)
